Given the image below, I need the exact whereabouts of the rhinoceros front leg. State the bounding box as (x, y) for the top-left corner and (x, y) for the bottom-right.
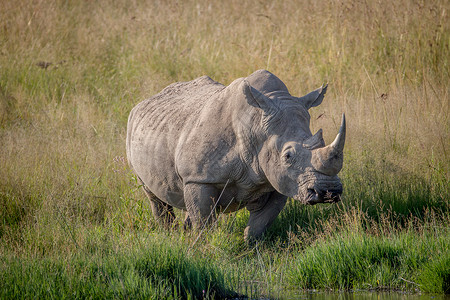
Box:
(183, 183), (219, 230)
(244, 191), (287, 241)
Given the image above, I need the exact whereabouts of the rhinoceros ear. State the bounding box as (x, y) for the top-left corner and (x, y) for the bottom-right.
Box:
(303, 129), (326, 150)
(243, 79), (278, 114)
(297, 84), (328, 109)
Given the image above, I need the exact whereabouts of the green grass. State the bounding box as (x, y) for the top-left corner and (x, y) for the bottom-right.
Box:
(288, 227), (449, 292)
(0, 235), (236, 299)
(0, 0), (449, 298)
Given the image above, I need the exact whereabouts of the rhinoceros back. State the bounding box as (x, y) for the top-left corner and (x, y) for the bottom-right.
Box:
(126, 76), (224, 208)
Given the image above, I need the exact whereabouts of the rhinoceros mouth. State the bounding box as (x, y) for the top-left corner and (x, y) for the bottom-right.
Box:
(301, 188), (342, 205)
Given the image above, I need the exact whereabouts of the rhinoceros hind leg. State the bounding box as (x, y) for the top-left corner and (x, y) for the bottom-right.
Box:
(183, 213), (192, 230)
(142, 187), (176, 228)
(149, 199), (176, 228)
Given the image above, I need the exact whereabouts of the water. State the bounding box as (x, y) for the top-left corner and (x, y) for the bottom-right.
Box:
(281, 291), (449, 300)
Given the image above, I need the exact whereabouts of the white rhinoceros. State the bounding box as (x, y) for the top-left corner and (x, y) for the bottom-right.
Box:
(126, 70), (345, 241)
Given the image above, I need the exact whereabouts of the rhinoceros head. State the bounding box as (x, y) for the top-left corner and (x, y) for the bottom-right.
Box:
(243, 79), (345, 205)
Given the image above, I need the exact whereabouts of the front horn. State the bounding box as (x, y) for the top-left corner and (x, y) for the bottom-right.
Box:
(311, 113), (346, 176)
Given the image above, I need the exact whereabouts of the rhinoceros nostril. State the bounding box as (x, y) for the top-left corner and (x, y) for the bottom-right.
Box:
(307, 188), (317, 197)
(305, 189), (320, 205)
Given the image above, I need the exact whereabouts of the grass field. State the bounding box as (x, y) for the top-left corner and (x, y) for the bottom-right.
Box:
(1, 0), (449, 298)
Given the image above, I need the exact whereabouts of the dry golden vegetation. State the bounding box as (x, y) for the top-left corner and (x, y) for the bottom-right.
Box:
(0, 0), (449, 297)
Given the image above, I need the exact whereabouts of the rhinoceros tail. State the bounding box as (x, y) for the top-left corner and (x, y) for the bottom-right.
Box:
(126, 104), (138, 173)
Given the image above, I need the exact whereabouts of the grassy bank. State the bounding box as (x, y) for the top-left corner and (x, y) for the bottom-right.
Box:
(2, 207), (448, 298)
(288, 215), (449, 293)
(1, 0), (449, 298)
(1, 237), (235, 299)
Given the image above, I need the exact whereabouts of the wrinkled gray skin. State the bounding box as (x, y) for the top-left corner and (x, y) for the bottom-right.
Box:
(126, 70), (346, 241)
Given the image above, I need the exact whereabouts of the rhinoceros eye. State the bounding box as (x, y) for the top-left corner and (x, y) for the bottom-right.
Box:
(282, 150), (294, 164)
(281, 142), (298, 164)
